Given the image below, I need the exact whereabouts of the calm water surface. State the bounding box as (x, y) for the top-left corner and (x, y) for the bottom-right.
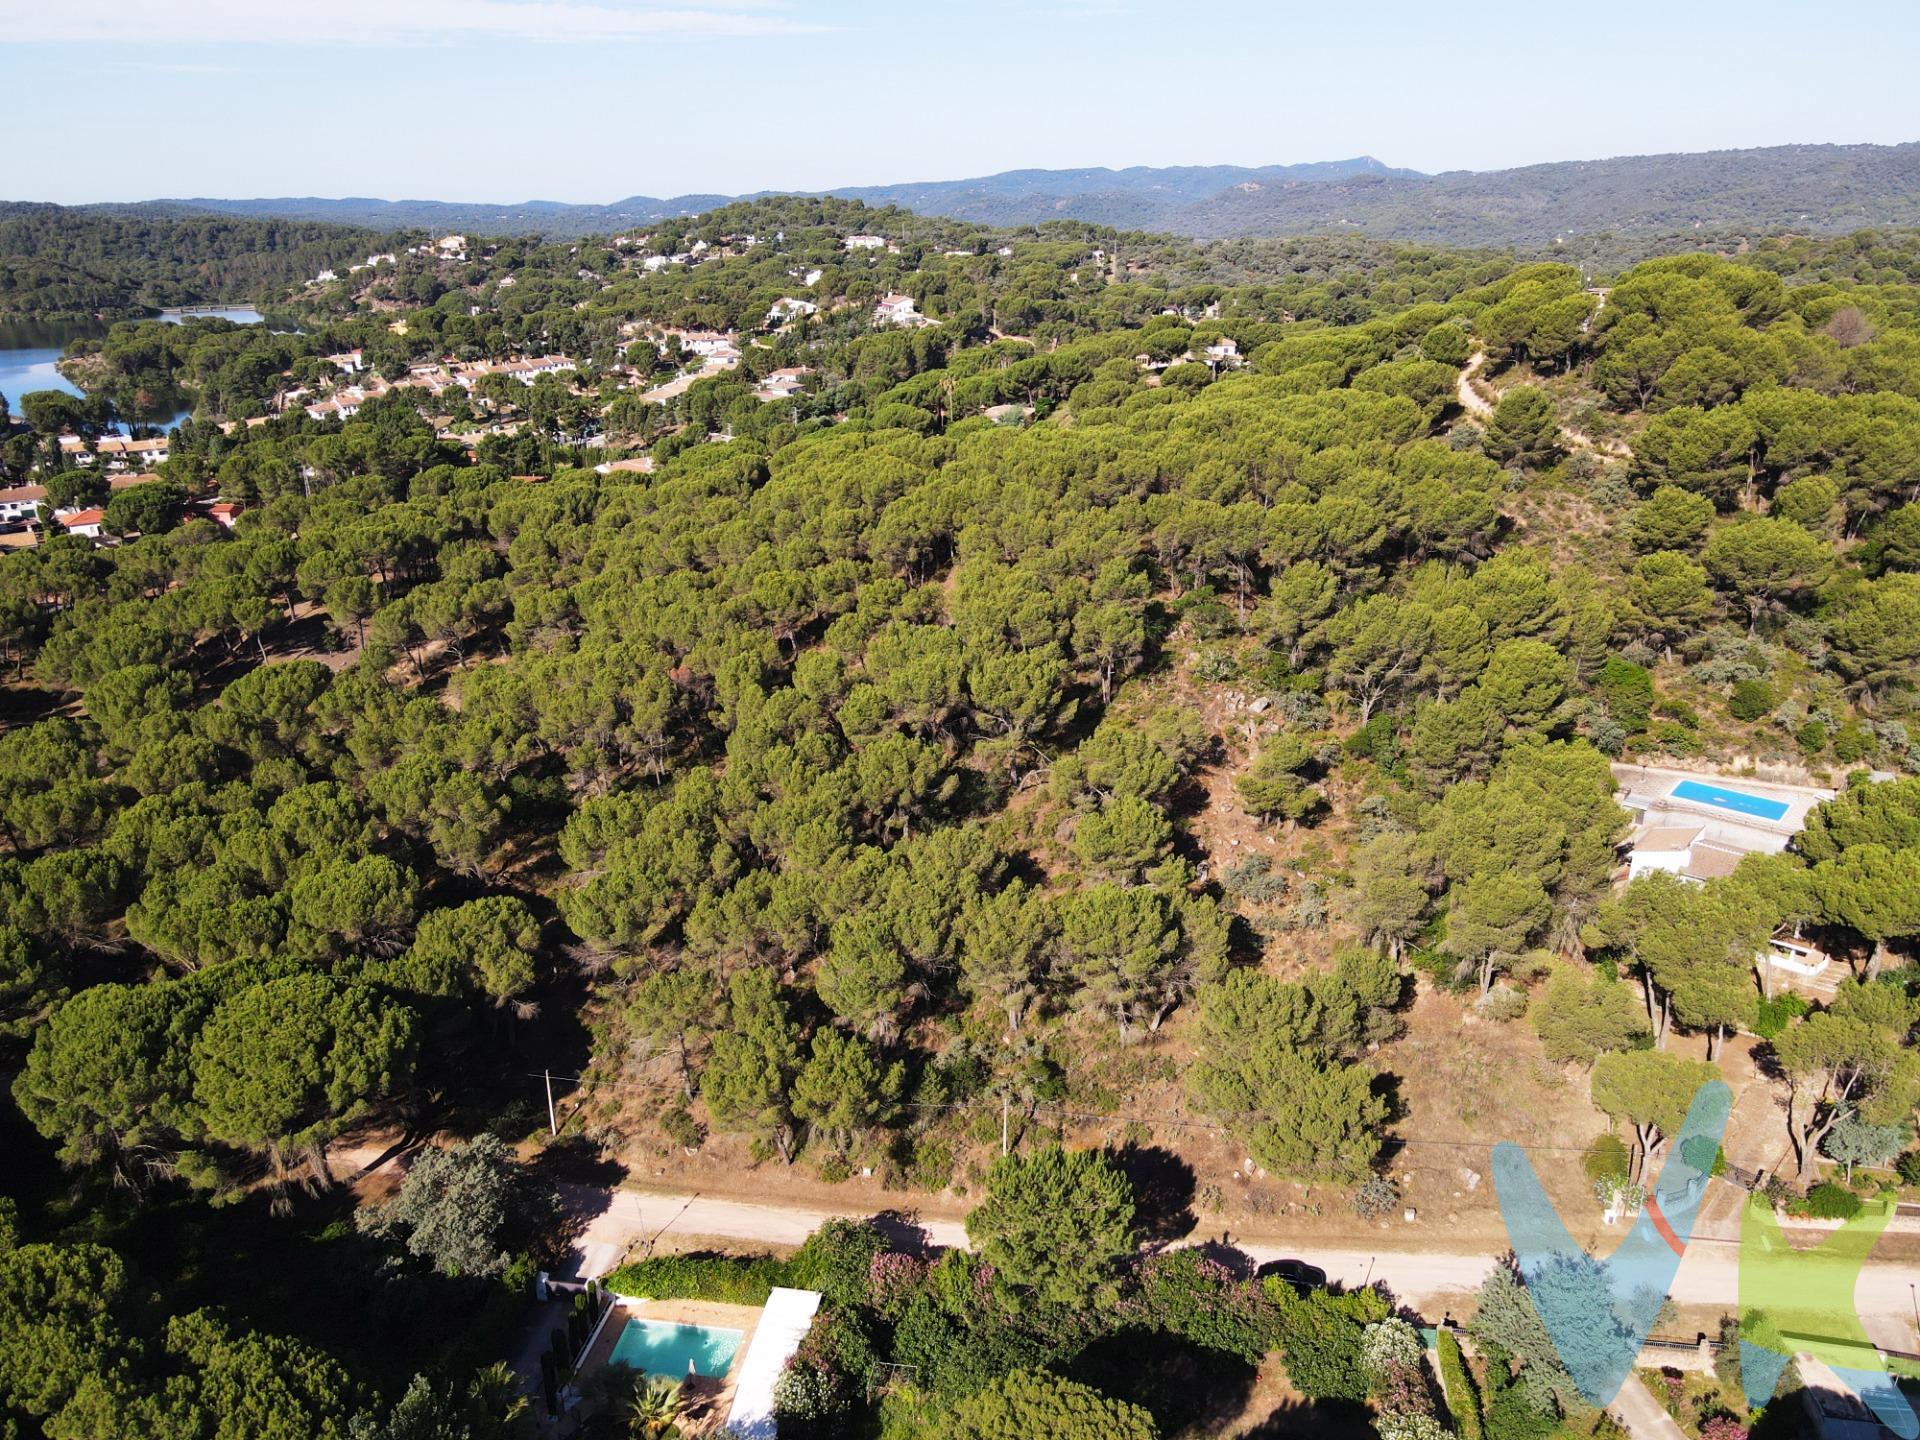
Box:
(0, 307), (267, 430)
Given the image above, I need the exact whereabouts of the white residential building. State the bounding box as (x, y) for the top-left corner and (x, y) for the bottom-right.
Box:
(756, 367), (810, 400)
(767, 297), (819, 323)
(0, 485), (46, 524)
(845, 234), (887, 250)
(874, 293), (928, 328)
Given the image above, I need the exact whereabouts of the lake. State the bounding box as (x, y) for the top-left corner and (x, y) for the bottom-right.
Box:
(0, 306), (267, 431)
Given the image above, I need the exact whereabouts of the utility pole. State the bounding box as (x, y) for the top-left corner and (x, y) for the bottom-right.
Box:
(1001, 1092), (1010, 1158)
(544, 1069), (557, 1136)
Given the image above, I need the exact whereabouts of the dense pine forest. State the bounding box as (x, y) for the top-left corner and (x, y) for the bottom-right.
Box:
(1, 195), (1918, 1440)
(0, 204), (394, 323)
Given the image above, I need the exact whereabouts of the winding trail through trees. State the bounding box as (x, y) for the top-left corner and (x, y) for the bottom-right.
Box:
(1455, 350), (1495, 418)
(1453, 347), (1634, 460)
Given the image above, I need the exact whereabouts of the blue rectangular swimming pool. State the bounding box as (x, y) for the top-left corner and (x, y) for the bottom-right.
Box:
(1669, 779), (1790, 822)
(609, 1318), (743, 1378)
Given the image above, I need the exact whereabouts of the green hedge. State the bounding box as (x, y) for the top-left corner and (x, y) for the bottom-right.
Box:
(1437, 1328), (1484, 1440)
(603, 1253), (790, 1306)
(602, 1219), (889, 1309)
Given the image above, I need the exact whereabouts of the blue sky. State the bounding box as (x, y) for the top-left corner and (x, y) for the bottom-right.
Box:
(4, 0), (1918, 204)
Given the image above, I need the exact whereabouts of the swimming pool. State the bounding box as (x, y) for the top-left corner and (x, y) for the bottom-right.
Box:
(608, 1318), (744, 1378)
(1669, 779), (1790, 822)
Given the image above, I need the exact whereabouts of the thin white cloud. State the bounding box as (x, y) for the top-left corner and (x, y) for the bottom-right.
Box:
(0, 0), (828, 45)
(104, 60), (241, 74)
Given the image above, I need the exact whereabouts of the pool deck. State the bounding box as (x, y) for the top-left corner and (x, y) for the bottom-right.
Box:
(577, 1298), (764, 1433)
(1613, 762), (1834, 849)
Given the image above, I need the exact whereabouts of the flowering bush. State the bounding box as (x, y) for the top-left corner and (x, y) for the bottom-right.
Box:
(1660, 1368), (1686, 1416)
(1701, 1413), (1750, 1440)
(1364, 1318), (1428, 1382)
(1378, 1413), (1450, 1440)
(1134, 1250), (1278, 1363)
(867, 1251), (927, 1319)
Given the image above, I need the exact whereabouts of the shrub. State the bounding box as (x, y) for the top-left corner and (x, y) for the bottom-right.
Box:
(1485, 1376), (1557, 1440)
(787, 1219), (889, 1309)
(1793, 1182), (1862, 1220)
(604, 1253), (789, 1306)
(1136, 1250), (1278, 1364)
(1712, 1314), (1742, 1397)
(1437, 1328), (1484, 1440)
(1353, 1175), (1399, 1221)
(1649, 721), (1700, 755)
(890, 1290), (1052, 1400)
(660, 1105), (703, 1150)
(1220, 854), (1290, 904)
(1583, 1134), (1632, 1186)
(928, 1369), (1157, 1440)
(1897, 1150), (1920, 1187)
(772, 1359), (857, 1437)
(1729, 679), (1773, 722)
(1829, 720), (1874, 763)
(868, 1251), (928, 1318)
(1192, 648), (1239, 683)
(907, 1138), (956, 1191)
(1596, 657), (1655, 734)
(1380, 1413), (1451, 1440)
(1796, 720), (1829, 755)
(1478, 986), (1529, 1023)
(1751, 992), (1808, 1040)
(1266, 1281), (1388, 1402)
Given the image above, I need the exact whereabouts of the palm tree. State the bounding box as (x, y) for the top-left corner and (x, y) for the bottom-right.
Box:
(625, 1374), (685, 1437)
(582, 1368), (685, 1438)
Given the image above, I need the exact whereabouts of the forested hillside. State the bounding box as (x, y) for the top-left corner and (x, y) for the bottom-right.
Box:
(2, 196), (1919, 1439)
(1173, 142), (1920, 246)
(0, 204), (394, 322)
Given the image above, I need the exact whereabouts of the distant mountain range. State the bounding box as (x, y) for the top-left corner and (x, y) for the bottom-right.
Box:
(109, 143), (1920, 247)
(152, 158), (1412, 237)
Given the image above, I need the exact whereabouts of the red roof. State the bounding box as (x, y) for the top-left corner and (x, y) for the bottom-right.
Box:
(61, 508), (105, 527)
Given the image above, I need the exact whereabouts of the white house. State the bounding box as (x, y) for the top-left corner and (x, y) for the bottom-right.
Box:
(874, 293), (928, 328)
(0, 484), (46, 524)
(845, 234), (887, 251)
(767, 297), (819, 324)
(756, 367), (810, 400)
(56, 507), (106, 539)
(325, 349), (364, 374)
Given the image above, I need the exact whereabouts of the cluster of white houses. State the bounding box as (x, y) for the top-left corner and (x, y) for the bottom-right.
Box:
(300, 355), (579, 420)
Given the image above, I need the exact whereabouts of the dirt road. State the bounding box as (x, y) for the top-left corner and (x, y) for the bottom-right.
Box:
(561, 1184), (1920, 1326)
